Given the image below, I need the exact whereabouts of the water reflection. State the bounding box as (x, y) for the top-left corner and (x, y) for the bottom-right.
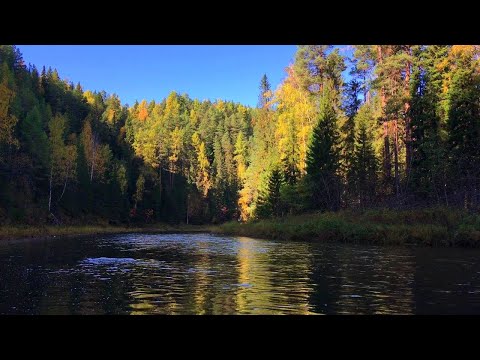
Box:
(333, 247), (415, 314)
(1, 233), (480, 314)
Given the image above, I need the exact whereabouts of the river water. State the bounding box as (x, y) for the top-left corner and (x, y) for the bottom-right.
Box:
(1, 233), (480, 314)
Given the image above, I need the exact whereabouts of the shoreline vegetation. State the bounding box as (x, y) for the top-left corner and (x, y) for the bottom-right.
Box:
(0, 224), (210, 242)
(2, 208), (480, 248)
(213, 208), (480, 247)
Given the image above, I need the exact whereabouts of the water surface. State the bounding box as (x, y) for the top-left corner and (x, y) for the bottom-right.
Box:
(1, 233), (480, 314)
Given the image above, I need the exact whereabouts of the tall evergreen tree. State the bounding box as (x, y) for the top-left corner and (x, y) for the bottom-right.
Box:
(350, 104), (377, 208)
(305, 80), (341, 211)
(258, 74), (272, 108)
(256, 166), (283, 218)
(408, 46), (446, 204)
(446, 47), (480, 208)
(342, 79), (362, 201)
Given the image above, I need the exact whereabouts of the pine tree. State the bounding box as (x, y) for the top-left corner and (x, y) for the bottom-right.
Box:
(294, 45), (346, 99)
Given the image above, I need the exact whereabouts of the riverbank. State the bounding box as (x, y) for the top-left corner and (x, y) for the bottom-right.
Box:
(3, 208), (480, 247)
(213, 208), (480, 247)
(0, 224), (210, 242)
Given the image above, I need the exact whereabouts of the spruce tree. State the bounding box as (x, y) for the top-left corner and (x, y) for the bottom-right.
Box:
(305, 81), (341, 211)
(258, 74), (271, 109)
(256, 167), (283, 218)
(342, 79), (362, 203)
(282, 117), (300, 185)
(350, 105), (377, 208)
(446, 50), (480, 208)
(408, 46), (445, 204)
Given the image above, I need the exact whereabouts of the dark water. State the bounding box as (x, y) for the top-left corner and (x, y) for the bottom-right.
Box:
(1, 233), (480, 314)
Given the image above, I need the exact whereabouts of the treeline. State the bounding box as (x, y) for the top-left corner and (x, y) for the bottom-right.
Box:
(0, 45), (479, 226)
(255, 45), (480, 219)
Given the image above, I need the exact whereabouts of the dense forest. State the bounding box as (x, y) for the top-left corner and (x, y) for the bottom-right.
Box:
(1, 45), (479, 226)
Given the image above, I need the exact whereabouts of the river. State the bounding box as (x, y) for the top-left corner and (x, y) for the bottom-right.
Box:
(1, 233), (480, 314)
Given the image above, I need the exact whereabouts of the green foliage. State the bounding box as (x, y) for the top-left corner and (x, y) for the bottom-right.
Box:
(305, 81), (341, 211)
(2, 44), (480, 229)
(20, 106), (48, 167)
(294, 45), (346, 98)
(256, 167), (283, 218)
(349, 104), (377, 208)
(408, 48), (445, 203)
(446, 56), (480, 207)
(216, 207), (480, 247)
(258, 74), (272, 108)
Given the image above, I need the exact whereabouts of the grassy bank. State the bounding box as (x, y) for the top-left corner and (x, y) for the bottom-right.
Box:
(213, 208), (480, 247)
(0, 223), (211, 241)
(3, 208), (480, 247)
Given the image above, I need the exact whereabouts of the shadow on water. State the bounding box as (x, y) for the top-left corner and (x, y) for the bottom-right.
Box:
(1, 233), (480, 314)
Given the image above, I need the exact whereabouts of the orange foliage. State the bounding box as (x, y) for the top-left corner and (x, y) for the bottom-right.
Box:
(138, 107), (148, 121)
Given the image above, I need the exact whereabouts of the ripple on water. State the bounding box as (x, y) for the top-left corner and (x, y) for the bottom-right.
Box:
(80, 257), (138, 266)
(2, 232), (480, 314)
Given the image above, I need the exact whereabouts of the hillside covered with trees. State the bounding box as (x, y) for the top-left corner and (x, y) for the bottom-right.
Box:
(1, 45), (479, 226)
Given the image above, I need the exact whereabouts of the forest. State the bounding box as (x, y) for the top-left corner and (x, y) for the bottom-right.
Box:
(1, 45), (479, 227)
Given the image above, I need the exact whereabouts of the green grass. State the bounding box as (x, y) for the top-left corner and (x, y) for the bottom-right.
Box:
(212, 207), (480, 247)
(0, 223), (211, 241)
(3, 207), (480, 248)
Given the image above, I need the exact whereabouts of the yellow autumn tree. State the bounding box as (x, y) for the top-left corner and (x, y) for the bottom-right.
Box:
(164, 92), (180, 120)
(169, 126), (183, 175)
(234, 132), (247, 182)
(137, 99), (149, 121)
(81, 119), (111, 183)
(274, 65), (316, 175)
(191, 132), (212, 197)
(0, 76), (19, 155)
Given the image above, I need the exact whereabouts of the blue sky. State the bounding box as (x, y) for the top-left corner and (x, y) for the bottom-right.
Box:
(18, 45), (299, 107)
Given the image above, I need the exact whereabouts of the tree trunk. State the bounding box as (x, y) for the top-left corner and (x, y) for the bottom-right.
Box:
(48, 166), (53, 212)
(363, 75), (369, 104)
(58, 177), (68, 203)
(90, 135), (97, 182)
(186, 194), (189, 225)
(158, 166), (162, 210)
(404, 50), (412, 178)
(393, 119), (400, 197)
(383, 121), (391, 184)
(377, 46), (392, 187)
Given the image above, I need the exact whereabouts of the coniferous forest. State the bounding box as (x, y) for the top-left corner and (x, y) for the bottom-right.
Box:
(1, 45), (480, 227)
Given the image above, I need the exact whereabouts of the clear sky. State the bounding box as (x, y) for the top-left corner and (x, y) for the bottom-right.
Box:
(18, 45), (299, 107)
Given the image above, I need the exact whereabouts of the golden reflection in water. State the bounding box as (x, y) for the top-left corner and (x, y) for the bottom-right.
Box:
(236, 237), (251, 313)
(193, 240), (210, 315)
(129, 289), (156, 315)
(235, 237), (314, 314)
(272, 242), (315, 315)
(235, 236), (284, 314)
